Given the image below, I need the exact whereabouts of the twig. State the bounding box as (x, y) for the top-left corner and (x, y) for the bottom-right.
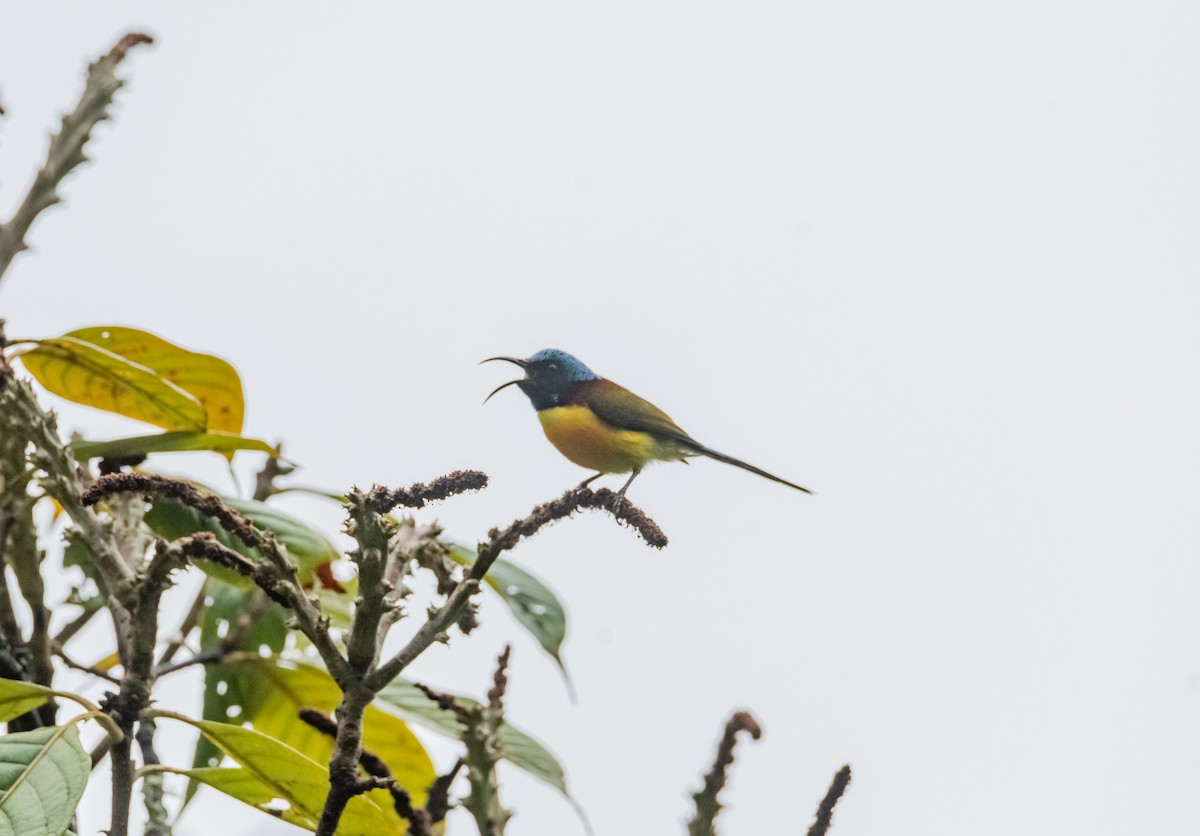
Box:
(52, 606), (101, 647)
(54, 646), (121, 685)
(0, 32), (153, 288)
(153, 590), (271, 677)
(425, 760), (463, 824)
(252, 451), (295, 502)
(806, 765), (852, 836)
(687, 711), (763, 836)
(362, 470), (489, 514)
(154, 584), (208, 668)
(298, 708), (434, 836)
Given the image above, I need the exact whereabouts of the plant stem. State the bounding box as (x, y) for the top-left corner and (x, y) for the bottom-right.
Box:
(0, 33), (153, 288)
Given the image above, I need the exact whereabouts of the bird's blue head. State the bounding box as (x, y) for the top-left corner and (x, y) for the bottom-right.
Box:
(482, 348), (600, 410)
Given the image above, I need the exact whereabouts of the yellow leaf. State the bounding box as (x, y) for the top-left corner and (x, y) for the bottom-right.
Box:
(66, 326), (245, 434)
(214, 657), (436, 829)
(159, 717), (402, 835)
(91, 651), (121, 673)
(19, 337), (207, 431)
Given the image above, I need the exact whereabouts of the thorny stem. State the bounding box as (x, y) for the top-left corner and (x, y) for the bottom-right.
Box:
(687, 711), (763, 836)
(0, 33), (153, 288)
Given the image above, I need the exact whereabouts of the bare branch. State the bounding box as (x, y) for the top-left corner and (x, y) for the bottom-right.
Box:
(0, 32), (153, 287)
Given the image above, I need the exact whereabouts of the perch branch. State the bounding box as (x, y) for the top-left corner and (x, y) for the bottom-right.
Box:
(369, 486), (665, 691)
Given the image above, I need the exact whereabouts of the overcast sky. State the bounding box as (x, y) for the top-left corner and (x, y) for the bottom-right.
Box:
(3, 3), (1200, 834)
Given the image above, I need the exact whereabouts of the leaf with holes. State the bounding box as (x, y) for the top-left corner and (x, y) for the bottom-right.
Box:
(160, 717), (399, 834)
(449, 544), (570, 678)
(197, 657), (435, 830)
(187, 579), (288, 803)
(0, 681), (55, 724)
(71, 431), (277, 461)
(18, 337), (206, 431)
(0, 725), (90, 836)
(65, 326), (244, 433)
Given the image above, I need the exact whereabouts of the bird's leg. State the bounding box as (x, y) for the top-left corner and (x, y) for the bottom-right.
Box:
(613, 468), (641, 510)
(576, 473), (603, 490)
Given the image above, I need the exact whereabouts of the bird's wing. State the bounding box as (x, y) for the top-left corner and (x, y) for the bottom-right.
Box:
(578, 379), (695, 444)
(581, 379), (814, 493)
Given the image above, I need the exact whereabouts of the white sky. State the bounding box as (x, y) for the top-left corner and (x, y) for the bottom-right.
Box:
(3, 3), (1200, 834)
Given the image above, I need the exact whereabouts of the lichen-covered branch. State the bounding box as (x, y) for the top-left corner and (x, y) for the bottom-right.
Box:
(0, 32), (153, 288)
(687, 711), (763, 836)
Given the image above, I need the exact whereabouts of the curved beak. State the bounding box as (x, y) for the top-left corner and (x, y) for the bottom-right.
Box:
(483, 378), (522, 404)
(481, 356), (528, 405)
(479, 356), (527, 368)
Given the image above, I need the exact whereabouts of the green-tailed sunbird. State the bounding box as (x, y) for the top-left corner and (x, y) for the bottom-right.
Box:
(483, 349), (813, 502)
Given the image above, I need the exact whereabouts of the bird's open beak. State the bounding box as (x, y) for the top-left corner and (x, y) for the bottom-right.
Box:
(480, 356), (528, 404)
(480, 356), (527, 368)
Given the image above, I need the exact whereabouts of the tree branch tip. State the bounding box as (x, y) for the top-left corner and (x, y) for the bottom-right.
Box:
(107, 32), (155, 63)
(807, 764), (853, 836)
(360, 469), (490, 514)
(487, 644), (512, 709)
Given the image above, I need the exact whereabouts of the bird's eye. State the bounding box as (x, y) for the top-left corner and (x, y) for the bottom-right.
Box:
(547, 363), (559, 372)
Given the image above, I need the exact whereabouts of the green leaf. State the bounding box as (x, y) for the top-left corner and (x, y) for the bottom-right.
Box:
(449, 544), (570, 676)
(189, 580), (289, 801)
(0, 681), (54, 724)
(0, 725), (90, 836)
(19, 337), (206, 431)
(160, 716), (399, 834)
(70, 431), (277, 461)
(143, 493), (340, 587)
(375, 676), (569, 796)
(63, 327), (245, 434)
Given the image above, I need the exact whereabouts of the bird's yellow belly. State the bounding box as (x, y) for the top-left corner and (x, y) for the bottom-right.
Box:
(537, 406), (664, 474)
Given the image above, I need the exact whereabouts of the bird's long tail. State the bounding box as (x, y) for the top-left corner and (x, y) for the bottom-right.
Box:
(682, 441), (814, 495)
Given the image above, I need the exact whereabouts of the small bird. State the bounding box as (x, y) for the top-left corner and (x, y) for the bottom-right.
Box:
(483, 349), (812, 503)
